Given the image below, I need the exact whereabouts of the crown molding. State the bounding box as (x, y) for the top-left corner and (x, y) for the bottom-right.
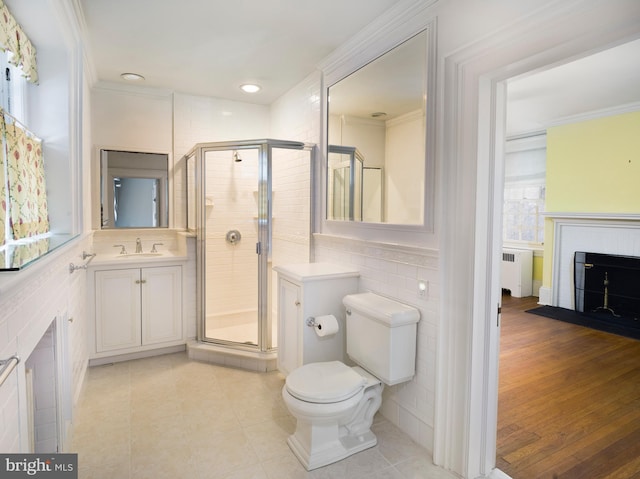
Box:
(92, 81), (174, 100)
(546, 100), (640, 128)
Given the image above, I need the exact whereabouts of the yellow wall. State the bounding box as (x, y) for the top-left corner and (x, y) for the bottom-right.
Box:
(533, 254), (543, 283)
(542, 110), (640, 287)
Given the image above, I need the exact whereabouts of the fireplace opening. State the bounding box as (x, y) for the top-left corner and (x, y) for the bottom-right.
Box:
(574, 251), (640, 322)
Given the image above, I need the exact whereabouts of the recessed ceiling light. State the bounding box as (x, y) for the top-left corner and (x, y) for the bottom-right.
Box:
(240, 83), (261, 93)
(121, 72), (145, 81)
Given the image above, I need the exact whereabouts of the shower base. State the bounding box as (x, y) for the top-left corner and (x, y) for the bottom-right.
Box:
(204, 310), (278, 347)
(187, 341), (277, 372)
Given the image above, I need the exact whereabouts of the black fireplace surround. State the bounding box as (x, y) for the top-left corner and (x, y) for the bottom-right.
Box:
(574, 251), (640, 321)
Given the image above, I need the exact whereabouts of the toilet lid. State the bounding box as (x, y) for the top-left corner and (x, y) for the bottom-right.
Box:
(286, 361), (366, 404)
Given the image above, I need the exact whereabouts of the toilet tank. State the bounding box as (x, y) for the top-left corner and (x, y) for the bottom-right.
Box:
(343, 292), (420, 386)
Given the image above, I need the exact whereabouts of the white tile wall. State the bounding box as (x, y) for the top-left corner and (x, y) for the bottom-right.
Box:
(314, 233), (439, 451)
(0, 236), (92, 453)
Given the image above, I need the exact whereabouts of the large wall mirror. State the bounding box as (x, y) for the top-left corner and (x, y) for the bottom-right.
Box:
(326, 27), (433, 229)
(100, 149), (169, 228)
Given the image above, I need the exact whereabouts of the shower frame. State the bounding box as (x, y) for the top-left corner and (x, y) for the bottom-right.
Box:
(186, 139), (315, 354)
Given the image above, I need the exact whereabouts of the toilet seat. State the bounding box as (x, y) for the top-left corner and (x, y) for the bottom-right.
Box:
(285, 361), (366, 404)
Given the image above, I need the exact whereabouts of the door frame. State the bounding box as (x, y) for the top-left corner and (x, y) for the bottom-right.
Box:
(435, 2), (640, 477)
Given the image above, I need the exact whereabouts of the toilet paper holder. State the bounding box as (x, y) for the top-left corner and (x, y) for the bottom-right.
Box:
(306, 317), (318, 327)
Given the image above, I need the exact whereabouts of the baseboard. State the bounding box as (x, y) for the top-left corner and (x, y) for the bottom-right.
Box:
(538, 286), (552, 305)
(88, 344), (186, 366)
(486, 468), (513, 479)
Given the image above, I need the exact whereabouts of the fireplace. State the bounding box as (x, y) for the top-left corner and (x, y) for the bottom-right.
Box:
(574, 251), (640, 321)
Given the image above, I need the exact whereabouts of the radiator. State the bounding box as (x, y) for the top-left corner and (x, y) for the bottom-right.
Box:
(501, 248), (533, 297)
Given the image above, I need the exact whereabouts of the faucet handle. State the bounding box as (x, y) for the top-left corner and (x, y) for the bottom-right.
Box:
(151, 243), (164, 253)
(113, 244), (127, 255)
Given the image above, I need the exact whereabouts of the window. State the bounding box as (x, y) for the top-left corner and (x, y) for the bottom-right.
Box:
(503, 184), (545, 243)
(0, 37), (46, 269)
(503, 135), (546, 246)
(0, 50), (26, 120)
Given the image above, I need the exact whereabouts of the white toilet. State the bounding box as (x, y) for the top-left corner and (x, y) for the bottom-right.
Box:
(282, 292), (420, 470)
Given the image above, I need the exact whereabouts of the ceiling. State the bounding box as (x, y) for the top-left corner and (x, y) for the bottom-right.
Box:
(78, 1), (640, 135)
(506, 38), (640, 137)
(79, 0), (403, 104)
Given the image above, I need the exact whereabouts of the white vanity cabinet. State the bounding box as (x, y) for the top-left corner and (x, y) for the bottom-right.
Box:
(274, 263), (359, 376)
(94, 265), (183, 354)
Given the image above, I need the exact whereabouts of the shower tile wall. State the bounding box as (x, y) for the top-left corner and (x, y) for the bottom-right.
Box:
(314, 234), (439, 451)
(204, 149), (261, 317)
(272, 147), (312, 266)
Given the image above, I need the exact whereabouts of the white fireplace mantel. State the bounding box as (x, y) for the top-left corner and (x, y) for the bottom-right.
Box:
(543, 212), (640, 221)
(545, 214), (640, 309)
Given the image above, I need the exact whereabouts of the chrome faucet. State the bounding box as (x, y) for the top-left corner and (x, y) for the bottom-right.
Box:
(135, 238), (143, 254)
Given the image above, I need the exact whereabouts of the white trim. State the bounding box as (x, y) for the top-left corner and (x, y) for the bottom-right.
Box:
(92, 81), (174, 100)
(504, 134), (546, 153)
(538, 286), (552, 305)
(487, 468), (513, 479)
(543, 211), (640, 221)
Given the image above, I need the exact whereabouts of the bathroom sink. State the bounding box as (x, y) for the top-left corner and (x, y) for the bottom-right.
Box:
(115, 252), (163, 258)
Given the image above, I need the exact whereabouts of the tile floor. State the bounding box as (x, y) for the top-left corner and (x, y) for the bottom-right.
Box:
(69, 352), (457, 479)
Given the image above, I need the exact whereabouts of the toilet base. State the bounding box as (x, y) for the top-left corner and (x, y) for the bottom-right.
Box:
(287, 430), (377, 471)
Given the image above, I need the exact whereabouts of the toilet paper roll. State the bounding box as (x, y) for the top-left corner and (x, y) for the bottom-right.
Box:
(314, 314), (339, 337)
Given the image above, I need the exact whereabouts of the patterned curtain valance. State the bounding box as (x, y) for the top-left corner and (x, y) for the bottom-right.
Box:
(0, 108), (49, 245)
(0, 0), (38, 83)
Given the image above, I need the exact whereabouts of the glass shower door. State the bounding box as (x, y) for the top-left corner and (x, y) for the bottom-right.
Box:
(202, 146), (262, 347)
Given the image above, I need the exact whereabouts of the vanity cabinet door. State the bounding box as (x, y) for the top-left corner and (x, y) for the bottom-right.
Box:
(94, 265), (183, 354)
(277, 278), (302, 376)
(95, 268), (142, 352)
(141, 266), (182, 345)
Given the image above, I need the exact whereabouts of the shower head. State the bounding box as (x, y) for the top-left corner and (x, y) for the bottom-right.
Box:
(232, 150), (242, 162)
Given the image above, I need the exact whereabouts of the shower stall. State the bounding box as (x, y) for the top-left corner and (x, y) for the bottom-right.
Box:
(184, 139), (314, 358)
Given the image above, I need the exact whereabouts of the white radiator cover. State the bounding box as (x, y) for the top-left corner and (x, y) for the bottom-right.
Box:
(501, 248), (533, 298)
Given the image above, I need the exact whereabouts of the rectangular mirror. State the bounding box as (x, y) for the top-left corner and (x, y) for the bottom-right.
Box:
(100, 149), (169, 228)
(327, 29), (428, 225)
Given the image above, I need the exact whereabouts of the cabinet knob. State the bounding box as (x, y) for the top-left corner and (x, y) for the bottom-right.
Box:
(295, 301), (301, 306)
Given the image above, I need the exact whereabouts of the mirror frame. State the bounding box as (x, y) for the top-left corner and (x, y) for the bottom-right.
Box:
(320, 18), (437, 246)
(96, 147), (173, 230)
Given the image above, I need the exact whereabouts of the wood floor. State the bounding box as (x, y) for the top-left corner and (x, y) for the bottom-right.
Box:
(497, 294), (640, 479)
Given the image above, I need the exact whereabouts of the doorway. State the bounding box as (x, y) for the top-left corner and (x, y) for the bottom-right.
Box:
(489, 39), (640, 478)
